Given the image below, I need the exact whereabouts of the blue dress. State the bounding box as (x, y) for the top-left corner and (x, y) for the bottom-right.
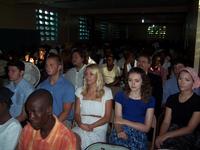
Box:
(109, 91), (155, 150)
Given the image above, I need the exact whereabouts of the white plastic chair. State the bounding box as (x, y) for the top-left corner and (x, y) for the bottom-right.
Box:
(85, 142), (129, 150)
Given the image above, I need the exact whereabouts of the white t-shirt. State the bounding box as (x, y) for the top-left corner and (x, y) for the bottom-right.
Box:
(0, 118), (22, 150)
(101, 65), (121, 84)
(64, 64), (87, 90)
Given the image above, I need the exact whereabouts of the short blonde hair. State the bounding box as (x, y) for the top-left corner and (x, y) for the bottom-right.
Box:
(82, 64), (105, 99)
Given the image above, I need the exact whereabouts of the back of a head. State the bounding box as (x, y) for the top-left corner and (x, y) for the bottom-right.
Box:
(128, 67), (146, 75)
(137, 52), (152, 64)
(0, 86), (14, 110)
(26, 89), (53, 108)
(172, 58), (187, 67)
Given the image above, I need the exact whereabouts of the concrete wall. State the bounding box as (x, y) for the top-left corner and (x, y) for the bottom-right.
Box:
(0, 4), (35, 29)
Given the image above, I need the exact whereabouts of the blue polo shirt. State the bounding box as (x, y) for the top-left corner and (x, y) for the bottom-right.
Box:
(37, 75), (75, 120)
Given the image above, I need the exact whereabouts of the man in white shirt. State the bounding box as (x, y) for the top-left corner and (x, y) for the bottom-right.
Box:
(64, 49), (87, 90)
(0, 87), (22, 150)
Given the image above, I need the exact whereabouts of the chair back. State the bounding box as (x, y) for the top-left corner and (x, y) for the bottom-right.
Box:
(85, 142), (129, 150)
(150, 115), (157, 150)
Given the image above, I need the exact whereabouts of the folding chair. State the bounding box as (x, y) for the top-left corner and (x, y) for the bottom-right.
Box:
(149, 115), (157, 150)
(85, 142), (129, 150)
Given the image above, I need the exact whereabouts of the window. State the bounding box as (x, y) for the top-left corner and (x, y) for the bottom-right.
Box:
(79, 16), (89, 40)
(99, 21), (108, 40)
(111, 24), (120, 39)
(147, 25), (166, 39)
(35, 9), (58, 42)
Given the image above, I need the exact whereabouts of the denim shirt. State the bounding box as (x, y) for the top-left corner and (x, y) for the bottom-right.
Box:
(7, 79), (34, 118)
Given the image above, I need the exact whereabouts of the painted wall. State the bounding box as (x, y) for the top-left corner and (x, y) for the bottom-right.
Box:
(0, 4), (35, 29)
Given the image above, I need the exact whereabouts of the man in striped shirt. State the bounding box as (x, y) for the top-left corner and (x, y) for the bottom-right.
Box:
(17, 89), (77, 150)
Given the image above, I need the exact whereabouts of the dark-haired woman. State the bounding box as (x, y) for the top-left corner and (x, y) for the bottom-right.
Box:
(156, 67), (200, 149)
(109, 67), (155, 150)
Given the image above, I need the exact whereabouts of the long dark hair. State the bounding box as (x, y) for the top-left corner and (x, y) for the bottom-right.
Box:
(125, 67), (152, 103)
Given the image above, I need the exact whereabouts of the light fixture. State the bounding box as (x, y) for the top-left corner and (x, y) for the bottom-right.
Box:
(142, 18), (144, 23)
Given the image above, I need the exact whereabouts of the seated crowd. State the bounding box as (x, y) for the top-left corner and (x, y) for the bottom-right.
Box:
(0, 44), (200, 150)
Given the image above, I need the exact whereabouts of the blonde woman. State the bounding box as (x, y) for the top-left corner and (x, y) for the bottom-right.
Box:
(72, 64), (113, 149)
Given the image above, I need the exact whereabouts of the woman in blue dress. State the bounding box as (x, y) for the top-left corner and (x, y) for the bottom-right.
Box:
(109, 67), (155, 150)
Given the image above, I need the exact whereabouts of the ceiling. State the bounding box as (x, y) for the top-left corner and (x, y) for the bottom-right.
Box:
(0, 0), (194, 24)
(1, 0), (192, 9)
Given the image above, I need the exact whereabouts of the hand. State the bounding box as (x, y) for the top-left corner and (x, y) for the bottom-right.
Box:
(79, 123), (92, 131)
(87, 124), (94, 131)
(155, 134), (168, 148)
(115, 117), (125, 125)
(117, 131), (128, 140)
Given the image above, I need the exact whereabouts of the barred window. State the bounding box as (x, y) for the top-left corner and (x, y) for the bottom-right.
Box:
(79, 16), (89, 40)
(35, 9), (58, 42)
(147, 25), (166, 39)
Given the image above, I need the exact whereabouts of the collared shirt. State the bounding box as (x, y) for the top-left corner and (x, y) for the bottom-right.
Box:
(18, 116), (76, 150)
(64, 64), (86, 90)
(37, 75), (75, 120)
(0, 118), (22, 150)
(6, 79), (34, 118)
(162, 76), (179, 105)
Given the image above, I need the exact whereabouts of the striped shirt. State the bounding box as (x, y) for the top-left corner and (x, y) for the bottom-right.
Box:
(18, 116), (76, 150)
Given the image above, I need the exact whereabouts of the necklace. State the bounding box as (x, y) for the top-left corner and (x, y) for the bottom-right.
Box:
(179, 92), (193, 103)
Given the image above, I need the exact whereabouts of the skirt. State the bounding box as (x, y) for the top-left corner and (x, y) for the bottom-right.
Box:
(109, 125), (147, 150)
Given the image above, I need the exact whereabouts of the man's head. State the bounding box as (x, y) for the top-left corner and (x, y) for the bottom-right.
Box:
(45, 53), (62, 76)
(7, 60), (25, 83)
(71, 49), (85, 67)
(106, 54), (114, 67)
(26, 89), (53, 130)
(172, 58), (186, 78)
(0, 87), (13, 117)
(136, 54), (151, 73)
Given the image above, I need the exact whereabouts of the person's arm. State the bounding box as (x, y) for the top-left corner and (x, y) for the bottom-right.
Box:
(16, 107), (26, 122)
(74, 97), (91, 131)
(155, 106), (172, 148)
(113, 102), (124, 132)
(74, 98), (81, 126)
(88, 100), (112, 129)
(58, 102), (73, 122)
(156, 110), (200, 148)
(115, 101), (154, 133)
(162, 112), (199, 138)
(159, 107), (172, 135)
(59, 84), (75, 122)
